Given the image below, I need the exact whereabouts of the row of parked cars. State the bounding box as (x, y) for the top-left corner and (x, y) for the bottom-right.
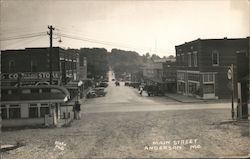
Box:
(124, 82), (140, 88)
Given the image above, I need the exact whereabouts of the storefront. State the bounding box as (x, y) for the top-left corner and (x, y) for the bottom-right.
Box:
(177, 70), (217, 99)
(1, 85), (70, 128)
(201, 73), (217, 99)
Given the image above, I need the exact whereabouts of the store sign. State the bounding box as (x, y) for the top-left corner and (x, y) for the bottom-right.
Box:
(1, 72), (60, 80)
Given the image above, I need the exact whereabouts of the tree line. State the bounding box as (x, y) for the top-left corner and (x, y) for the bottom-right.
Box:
(80, 47), (175, 79)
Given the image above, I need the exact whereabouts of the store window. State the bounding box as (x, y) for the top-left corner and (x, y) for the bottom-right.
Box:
(203, 74), (214, 83)
(188, 73), (200, 82)
(1, 105), (8, 119)
(40, 104), (50, 117)
(203, 84), (215, 94)
(9, 104), (21, 119)
(29, 104), (38, 118)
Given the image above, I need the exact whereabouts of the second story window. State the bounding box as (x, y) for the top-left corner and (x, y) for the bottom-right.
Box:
(9, 60), (15, 72)
(188, 53), (192, 67)
(181, 54), (184, 64)
(193, 52), (198, 67)
(177, 54), (180, 65)
(212, 50), (219, 66)
(31, 60), (37, 72)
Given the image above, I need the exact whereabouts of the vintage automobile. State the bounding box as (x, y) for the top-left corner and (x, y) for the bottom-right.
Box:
(87, 87), (107, 98)
(115, 81), (120, 86)
(144, 85), (165, 96)
(99, 82), (108, 88)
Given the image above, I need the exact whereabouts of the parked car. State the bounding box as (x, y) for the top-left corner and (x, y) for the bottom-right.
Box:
(87, 87), (107, 98)
(102, 79), (109, 83)
(124, 82), (130, 86)
(99, 82), (108, 88)
(144, 85), (165, 96)
(115, 81), (120, 86)
(93, 87), (107, 96)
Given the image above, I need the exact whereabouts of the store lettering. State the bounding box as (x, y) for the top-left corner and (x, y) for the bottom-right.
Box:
(9, 73), (19, 79)
(1, 72), (60, 80)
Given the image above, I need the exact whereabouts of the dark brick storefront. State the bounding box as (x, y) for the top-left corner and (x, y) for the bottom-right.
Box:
(176, 37), (249, 99)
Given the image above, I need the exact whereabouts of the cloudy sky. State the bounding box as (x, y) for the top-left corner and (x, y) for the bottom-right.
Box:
(0, 0), (249, 57)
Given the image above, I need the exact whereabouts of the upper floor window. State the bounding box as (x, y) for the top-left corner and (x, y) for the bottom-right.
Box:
(31, 60), (37, 72)
(9, 60), (15, 72)
(177, 54), (180, 64)
(188, 53), (192, 67)
(212, 50), (219, 66)
(193, 52), (198, 67)
(181, 54), (184, 64)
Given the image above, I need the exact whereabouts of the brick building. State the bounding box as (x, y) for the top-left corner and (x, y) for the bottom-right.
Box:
(1, 47), (80, 86)
(162, 60), (177, 92)
(0, 47), (87, 128)
(175, 37), (249, 99)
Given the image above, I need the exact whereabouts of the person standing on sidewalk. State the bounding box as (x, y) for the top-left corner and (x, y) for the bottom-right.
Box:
(139, 86), (143, 96)
(74, 101), (81, 120)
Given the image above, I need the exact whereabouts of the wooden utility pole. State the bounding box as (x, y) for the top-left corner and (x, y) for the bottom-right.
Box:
(47, 25), (55, 84)
(231, 64), (235, 119)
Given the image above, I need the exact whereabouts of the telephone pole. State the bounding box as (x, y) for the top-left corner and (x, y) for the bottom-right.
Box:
(47, 25), (55, 84)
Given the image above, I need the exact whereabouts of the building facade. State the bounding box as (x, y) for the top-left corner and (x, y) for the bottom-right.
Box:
(1, 47), (87, 128)
(176, 37), (249, 99)
(1, 47), (80, 86)
(142, 59), (164, 85)
(162, 60), (177, 92)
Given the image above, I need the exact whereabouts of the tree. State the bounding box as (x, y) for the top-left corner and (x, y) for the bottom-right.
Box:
(80, 48), (109, 79)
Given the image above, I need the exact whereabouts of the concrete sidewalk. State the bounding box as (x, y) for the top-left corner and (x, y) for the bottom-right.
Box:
(165, 93), (231, 103)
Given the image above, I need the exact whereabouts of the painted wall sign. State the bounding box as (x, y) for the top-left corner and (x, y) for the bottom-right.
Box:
(1, 72), (60, 80)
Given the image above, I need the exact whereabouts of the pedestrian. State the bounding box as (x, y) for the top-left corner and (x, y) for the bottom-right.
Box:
(74, 101), (81, 120)
(139, 87), (143, 96)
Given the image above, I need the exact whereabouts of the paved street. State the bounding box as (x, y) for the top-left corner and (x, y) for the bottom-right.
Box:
(85, 71), (230, 114)
(1, 72), (249, 158)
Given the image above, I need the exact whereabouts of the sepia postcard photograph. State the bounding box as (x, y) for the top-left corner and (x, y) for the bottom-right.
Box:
(0, 0), (249, 158)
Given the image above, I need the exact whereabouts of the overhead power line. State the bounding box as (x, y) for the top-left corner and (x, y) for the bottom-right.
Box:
(2, 35), (46, 48)
(0, 32), (47, 41)
(55, 32), (151, 52)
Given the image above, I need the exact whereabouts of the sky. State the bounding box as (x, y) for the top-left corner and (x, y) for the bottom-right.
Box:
(0, 0), (249, 57)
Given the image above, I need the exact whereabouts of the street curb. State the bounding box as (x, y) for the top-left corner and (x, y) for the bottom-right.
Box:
(164, 94), (205, 103)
